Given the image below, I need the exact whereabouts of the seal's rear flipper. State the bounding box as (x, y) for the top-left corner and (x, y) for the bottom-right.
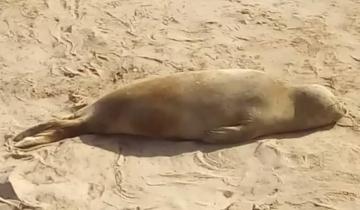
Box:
(203, 124), (257, 144)
(14, 136), (57, 148)
(12, 119), (86, 149)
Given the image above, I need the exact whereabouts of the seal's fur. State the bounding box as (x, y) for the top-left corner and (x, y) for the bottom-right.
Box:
(13, 69), (345, 148)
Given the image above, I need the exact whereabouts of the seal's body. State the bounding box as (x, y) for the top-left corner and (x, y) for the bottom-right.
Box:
(13, 69), (345, 148)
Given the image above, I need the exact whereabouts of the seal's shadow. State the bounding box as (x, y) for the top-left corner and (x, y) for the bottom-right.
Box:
(79, 124), (336, 157)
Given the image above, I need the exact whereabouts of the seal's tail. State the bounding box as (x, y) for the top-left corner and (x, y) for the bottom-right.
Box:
(12, 119), (87, 149)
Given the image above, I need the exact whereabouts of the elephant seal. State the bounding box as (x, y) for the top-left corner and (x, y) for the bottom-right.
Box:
(12, 69), (345, 148)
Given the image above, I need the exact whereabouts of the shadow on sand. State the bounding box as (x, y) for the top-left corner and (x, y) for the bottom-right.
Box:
(79, 124), (336, 157)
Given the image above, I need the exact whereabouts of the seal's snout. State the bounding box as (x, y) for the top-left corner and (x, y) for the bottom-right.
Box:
(323, 93), (346, 123)
(333, 100), (347, 119)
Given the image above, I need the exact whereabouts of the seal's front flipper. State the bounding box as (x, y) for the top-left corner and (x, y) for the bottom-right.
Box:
(203, 125), (257, 144)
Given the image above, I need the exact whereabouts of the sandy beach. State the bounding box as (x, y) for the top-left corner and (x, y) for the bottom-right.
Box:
(0, 0), (360, 209)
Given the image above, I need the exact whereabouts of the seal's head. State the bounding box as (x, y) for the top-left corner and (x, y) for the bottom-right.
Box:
(292, 84), (346, 129)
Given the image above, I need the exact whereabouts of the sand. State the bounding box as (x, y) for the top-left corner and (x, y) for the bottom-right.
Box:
(0, 0), (360, 209)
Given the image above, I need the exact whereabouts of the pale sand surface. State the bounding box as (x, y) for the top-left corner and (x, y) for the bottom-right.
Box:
(0, 0), (360, 209)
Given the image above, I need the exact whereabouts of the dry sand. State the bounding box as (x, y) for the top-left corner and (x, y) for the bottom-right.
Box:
(0, 0), (360, 209)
